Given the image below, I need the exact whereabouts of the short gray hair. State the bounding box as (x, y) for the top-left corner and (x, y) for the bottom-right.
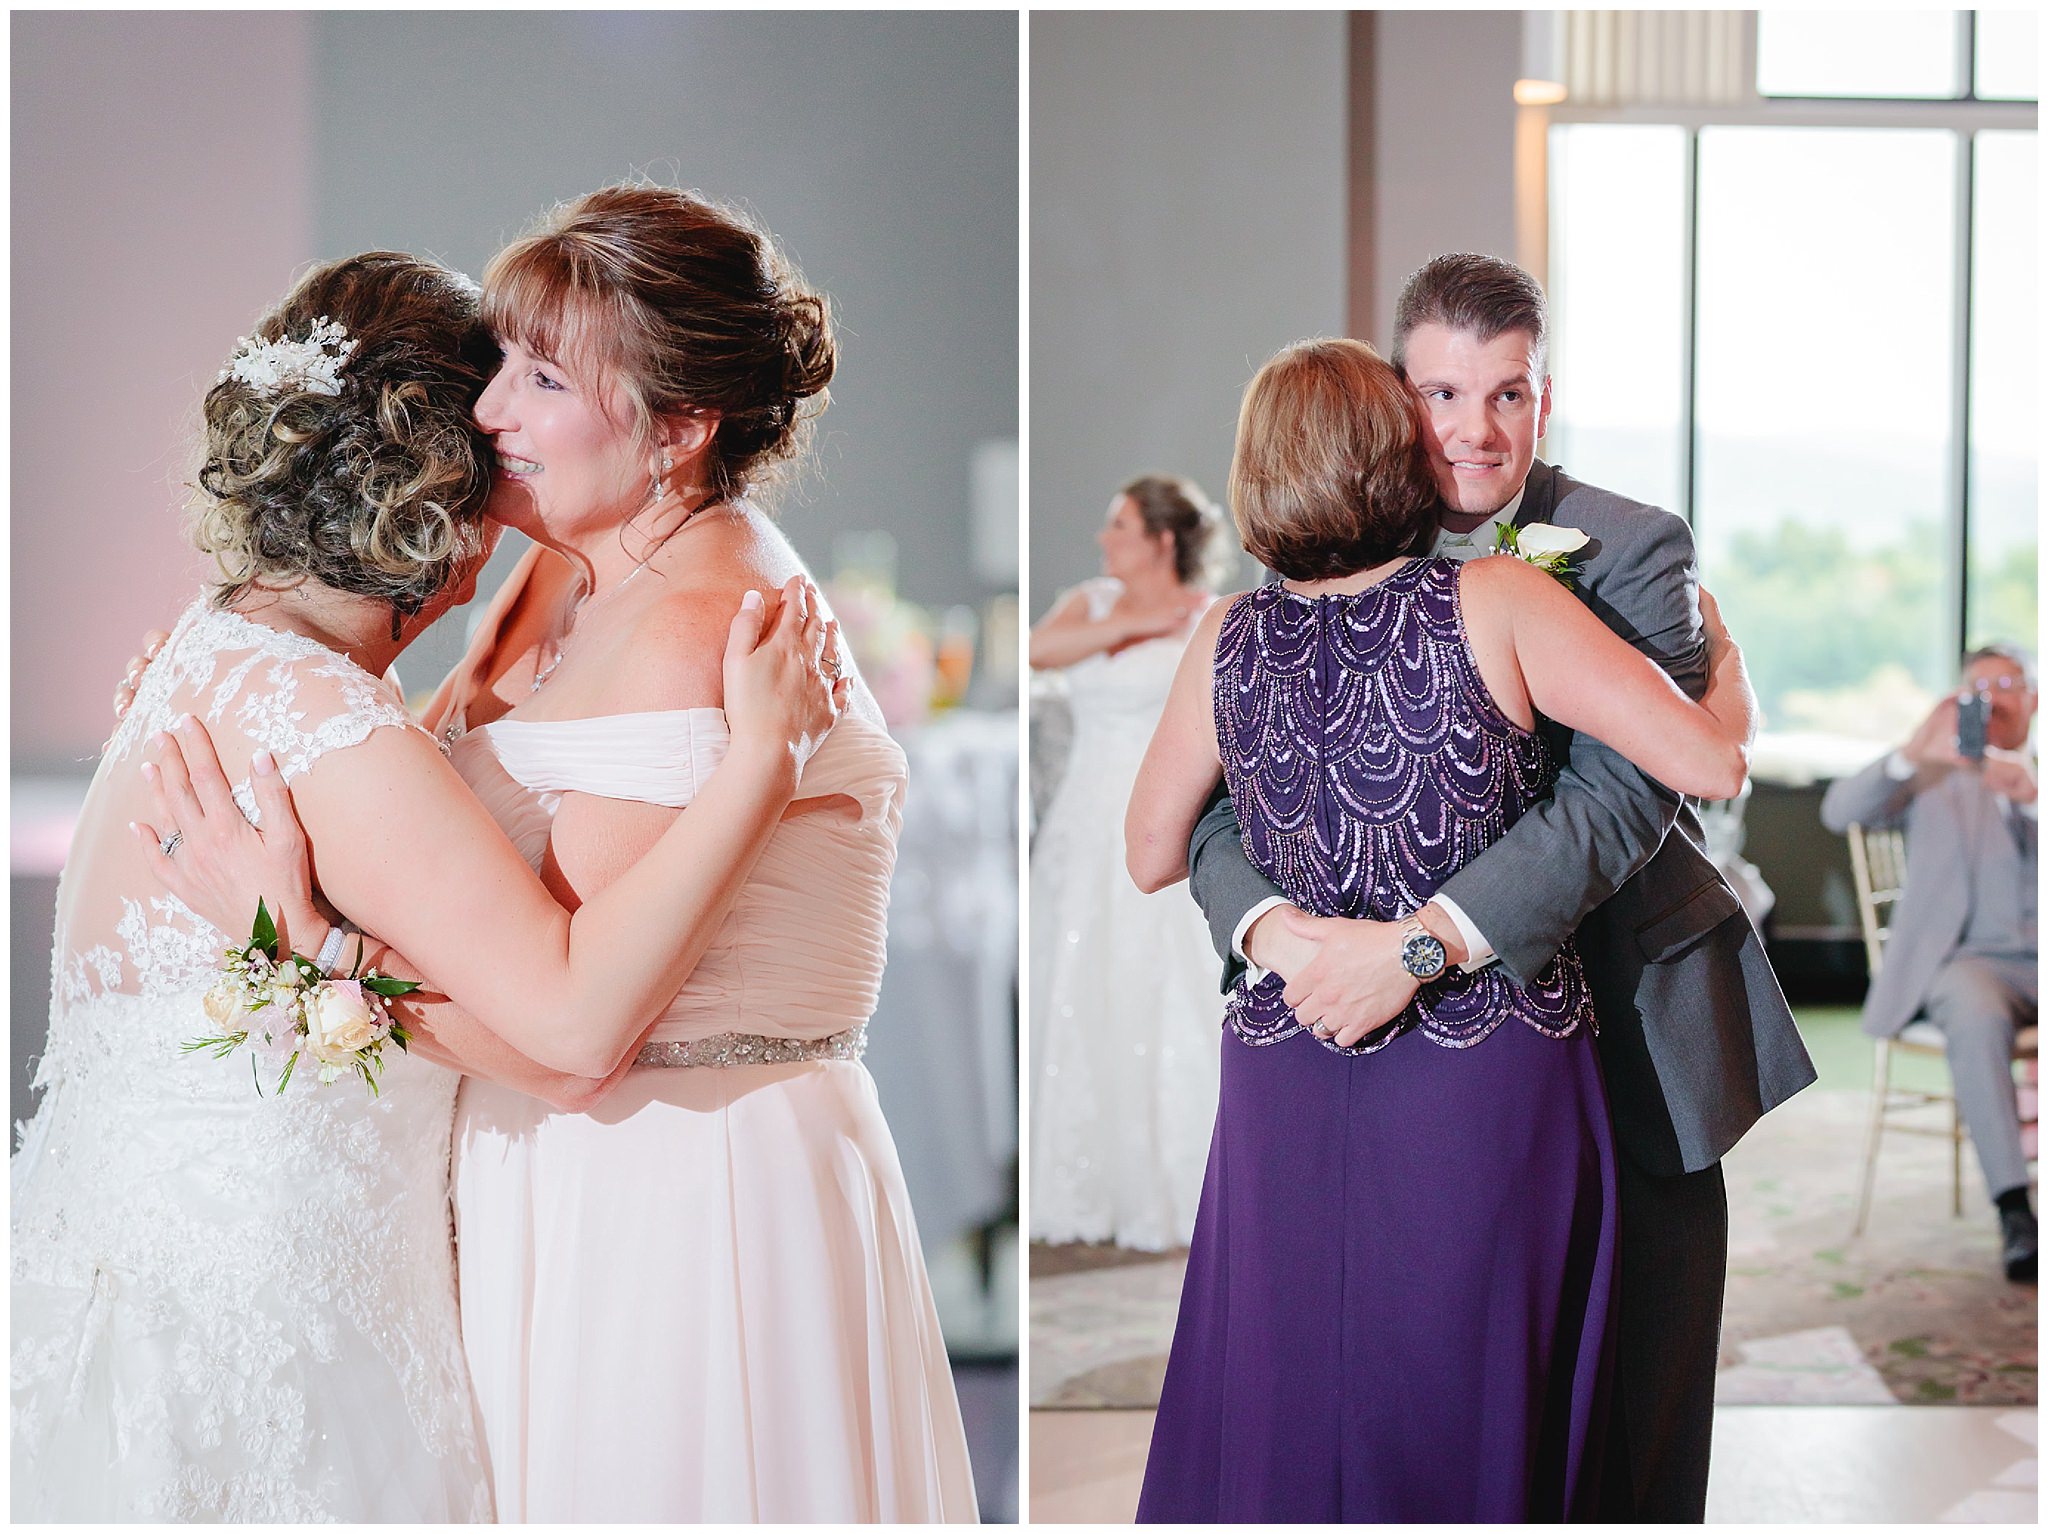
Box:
(1963, 643), (2037, 689)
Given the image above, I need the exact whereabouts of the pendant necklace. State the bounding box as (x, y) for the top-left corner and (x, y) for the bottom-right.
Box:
(530, 495), (719, 694)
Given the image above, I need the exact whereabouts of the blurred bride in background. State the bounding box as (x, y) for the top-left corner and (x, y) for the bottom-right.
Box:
(1028, 477), (1226, 1251)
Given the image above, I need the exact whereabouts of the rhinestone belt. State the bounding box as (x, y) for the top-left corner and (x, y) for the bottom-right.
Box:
(632, 1023), (867, 1069)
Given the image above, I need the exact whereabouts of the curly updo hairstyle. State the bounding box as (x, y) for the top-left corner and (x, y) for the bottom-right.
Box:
(481, 183), (837, 504)
(1118, 474), (1229, 589)
(1228, 339), (1440, 582)
(191, 252), (497, 624)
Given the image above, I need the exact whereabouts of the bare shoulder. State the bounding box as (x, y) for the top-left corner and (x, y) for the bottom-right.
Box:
(1460, 552), (1554, 602)
(616, 584), (752, 711)
(1036, 584), (1095, 628)
(1196, 589), (1245, 643)
(1456, 554), (1572, 645)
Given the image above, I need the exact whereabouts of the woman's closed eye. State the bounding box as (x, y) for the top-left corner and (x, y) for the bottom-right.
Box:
(531, 368), (566, 393)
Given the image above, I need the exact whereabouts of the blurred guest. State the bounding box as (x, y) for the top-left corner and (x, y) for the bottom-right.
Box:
(1028, 477), (1225, 1249)
(1822, 645), (2039, 1282)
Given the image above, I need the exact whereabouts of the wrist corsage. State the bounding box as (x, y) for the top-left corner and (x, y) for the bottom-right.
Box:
(1493, 521), (1588, 588)
(184, 900), (418, 1097)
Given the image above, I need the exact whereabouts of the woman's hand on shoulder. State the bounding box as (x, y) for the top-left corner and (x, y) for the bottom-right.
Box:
(132, 718), (325, 951)
(721, 574), (845, 775)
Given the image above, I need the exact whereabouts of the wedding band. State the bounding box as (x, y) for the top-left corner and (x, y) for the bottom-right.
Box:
(821, 653), (843, 681)
(159, 830), (183, 859)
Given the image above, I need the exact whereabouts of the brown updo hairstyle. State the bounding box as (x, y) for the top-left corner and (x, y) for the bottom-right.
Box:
(1227, 338), (1440, 582)
(1118, 474), (1229, 589)
(191, 252), (497, 623)
(481, 183), (836, 504)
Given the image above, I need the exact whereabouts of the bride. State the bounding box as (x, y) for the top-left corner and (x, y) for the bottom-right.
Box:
(124, 187), (978, 1521)
(11, 251), (841, 1520)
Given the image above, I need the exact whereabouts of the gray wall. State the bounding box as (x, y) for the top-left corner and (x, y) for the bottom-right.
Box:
(12, 10), (1017, 773)
(1029, 11), (1348, 611)
(1028, 8), (1522, 613)
(1369, 10), (1521, 343)
(311, 10), (1019, 689)
(12, 13), (317, 774)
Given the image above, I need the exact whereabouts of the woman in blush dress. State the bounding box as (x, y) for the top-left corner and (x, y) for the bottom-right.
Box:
(145, 185), (977, 1523)
(1123, 340), (1758, 1522)
(14, 253), (837, 1522)
(1028, 477), (1228, 1250)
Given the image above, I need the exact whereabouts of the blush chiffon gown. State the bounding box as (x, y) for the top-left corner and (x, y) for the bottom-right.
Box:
(444, 699), (978, 1522)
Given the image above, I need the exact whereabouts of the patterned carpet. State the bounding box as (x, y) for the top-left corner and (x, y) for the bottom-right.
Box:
(1030, 1011), (2038, 1409)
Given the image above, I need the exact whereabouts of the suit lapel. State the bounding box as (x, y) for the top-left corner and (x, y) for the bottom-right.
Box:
(1515, 459), (1559, 530)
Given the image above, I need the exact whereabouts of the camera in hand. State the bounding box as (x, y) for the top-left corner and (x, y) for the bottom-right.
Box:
(1956, 691), (1990, 760)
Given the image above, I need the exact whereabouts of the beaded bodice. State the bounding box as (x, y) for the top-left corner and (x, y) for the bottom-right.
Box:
(1214, 558), (1593, 1053)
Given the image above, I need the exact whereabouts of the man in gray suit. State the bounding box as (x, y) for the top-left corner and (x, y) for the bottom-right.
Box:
(1820, 645), (2038, 1281)
(1185, 254), (1816, 1521)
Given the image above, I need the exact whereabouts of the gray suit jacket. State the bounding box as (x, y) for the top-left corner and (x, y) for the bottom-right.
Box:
(1819, 754), (2029, 1038)
(1187, 460), (1816, 1177)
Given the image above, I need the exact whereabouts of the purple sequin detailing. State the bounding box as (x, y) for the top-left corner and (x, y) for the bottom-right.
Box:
(1214, 557), (1593, 1053)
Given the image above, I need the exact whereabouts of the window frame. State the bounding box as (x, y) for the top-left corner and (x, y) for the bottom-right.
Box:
(1538, 89), (2035, 669)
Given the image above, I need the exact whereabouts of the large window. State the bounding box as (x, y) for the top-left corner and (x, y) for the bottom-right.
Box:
(1546, 14), (2037, 763)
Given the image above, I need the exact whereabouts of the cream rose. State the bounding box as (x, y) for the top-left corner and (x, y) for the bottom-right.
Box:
(304, 980), (383, 1056)
(1515, 522), (1589, 560)
(201, 980), (250, 1030)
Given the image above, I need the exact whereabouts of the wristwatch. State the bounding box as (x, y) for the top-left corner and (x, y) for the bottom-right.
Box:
(1397, 911), (1448, 982)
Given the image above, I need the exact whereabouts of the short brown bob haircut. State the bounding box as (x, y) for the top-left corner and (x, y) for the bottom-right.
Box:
(1228, 338), (1440, 582)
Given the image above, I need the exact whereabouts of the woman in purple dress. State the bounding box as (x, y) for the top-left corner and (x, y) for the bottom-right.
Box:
(1124, 339), (1756, 1522)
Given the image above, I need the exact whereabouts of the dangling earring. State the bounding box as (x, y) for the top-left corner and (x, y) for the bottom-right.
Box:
(649, 451), (675, 505)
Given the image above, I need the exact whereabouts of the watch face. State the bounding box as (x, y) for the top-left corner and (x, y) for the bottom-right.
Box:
(1402, 931), (1447, 979)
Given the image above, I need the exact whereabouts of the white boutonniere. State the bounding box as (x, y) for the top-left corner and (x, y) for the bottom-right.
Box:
(1493, 522), (1588, 588)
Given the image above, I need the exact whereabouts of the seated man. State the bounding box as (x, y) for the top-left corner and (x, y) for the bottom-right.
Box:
(1821, 644), (2039, 1282)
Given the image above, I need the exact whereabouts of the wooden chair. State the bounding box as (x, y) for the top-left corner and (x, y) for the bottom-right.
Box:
(1847, 822), (2039, 1237)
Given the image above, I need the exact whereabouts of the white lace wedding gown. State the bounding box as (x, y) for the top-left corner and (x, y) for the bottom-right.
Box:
(441, 697), (978, 1521)
(1029, 578), (1222, 1250)
(11, 600), (492, 1522)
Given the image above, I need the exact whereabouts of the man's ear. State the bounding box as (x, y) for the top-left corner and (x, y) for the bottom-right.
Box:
(1536, 376), (1553, 442)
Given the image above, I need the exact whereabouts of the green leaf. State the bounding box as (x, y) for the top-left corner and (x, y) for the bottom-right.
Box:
(389, 1024), (412, 1053)
(252, 899), (278, 957)
(361, 976), (421, 997)
(275, 1050), (297, 1096)
(349, 933), (367, 980)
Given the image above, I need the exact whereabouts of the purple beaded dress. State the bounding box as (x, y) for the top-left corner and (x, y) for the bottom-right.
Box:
(1136, 558), (1618, 1523)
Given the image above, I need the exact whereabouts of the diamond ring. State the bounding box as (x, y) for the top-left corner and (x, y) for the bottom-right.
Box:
(159, 830), (183, 859)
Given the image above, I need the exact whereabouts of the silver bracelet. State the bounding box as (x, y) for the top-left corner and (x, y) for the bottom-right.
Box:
(314, 922), (354, 979)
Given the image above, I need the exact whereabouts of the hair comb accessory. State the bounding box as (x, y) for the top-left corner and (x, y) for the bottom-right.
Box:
(218, 316), (358, 398)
